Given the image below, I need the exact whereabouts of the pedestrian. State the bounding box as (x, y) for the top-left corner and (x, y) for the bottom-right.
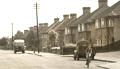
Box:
(85, 45), (92, 68)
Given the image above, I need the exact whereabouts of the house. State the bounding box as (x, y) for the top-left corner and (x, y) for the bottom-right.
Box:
(66, 7), (91, 44)
(54, 13), (77, 54)
(47, 18), (61, 53)
(62, 0), (110, 53)
(95, 0), (120, 51)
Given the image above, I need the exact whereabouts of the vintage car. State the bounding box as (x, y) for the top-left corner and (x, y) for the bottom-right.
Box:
(13, 39), (26, 54)
(73, 40), (96, 60)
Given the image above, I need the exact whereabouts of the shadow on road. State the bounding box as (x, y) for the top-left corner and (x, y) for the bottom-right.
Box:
(26, 52), (42, 57)
(93, 59), (116, 63)
(76, 58), (116, 63)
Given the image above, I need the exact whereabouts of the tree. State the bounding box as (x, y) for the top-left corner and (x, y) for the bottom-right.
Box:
(14, 31), (24, 40)
(0, 37), (8, 46)
(49, 32), (56, 47)
(25, 30), (36, 50)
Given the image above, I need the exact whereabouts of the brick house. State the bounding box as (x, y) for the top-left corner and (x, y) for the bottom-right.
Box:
(75, 0), (109, 46)
(47, 18), (61, 53)
(95, 0), (120, 51)
(64, 14), (77, 44)
(54, 14), (78, 54)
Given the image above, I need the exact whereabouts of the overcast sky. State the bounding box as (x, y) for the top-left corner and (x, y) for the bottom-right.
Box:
(0, 0), (119, 38)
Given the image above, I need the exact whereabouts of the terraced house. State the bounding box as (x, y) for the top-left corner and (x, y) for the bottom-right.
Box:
(55, 13), (77, 54)
(47, 18), (60, 53)
(24, 0), (120, 54)
(64, 0), (109, 52)
(95, 0), (120, 51)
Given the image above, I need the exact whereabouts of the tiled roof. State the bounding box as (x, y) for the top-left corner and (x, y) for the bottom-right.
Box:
(86, 6), (109, 23)
(67, 6), (109, 27)
(96, 1), (120, 19)
(55, 18), (76, 31)
(47, 21), (60, 32)
(73, 14), (91, 26)
(66, 17), (78, 27)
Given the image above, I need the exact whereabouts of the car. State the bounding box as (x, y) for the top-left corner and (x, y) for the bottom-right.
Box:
(73, 40), (96, 60)
(13, 39), (26, 54)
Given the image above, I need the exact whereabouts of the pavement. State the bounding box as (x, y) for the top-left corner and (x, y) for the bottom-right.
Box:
(95, 51), (120, 69)
(26, 51), (120, 69)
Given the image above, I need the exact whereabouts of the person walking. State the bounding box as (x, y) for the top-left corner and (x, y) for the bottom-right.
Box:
(85, 45), (92, 68)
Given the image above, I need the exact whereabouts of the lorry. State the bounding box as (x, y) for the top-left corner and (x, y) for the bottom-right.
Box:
(73, 40), (96, 60)
(13, 39), (26, 54)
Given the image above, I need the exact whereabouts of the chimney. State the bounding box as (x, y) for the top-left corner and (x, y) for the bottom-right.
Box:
(70, 13), (77, 19)
(83, 7), (90, 15)
(24, 30), (29, 35)
(24, 30), (29, 33)
(54, 18), (59, 23)
(63, 14), (69, 20)
(39, 23), (48, 28)
(29, 27), (34, 31)
(98, 0), (108, 8)
(33, 26), (37, 31)
(44, 23), (48, 27)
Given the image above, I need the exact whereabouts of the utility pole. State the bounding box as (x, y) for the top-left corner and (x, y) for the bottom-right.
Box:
(11, 23), (14, 50)
(35, 2), (40, 53)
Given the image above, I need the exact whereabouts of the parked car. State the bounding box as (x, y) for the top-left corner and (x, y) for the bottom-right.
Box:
(73, 40), (96, 60)
(13, 39), (26, 54)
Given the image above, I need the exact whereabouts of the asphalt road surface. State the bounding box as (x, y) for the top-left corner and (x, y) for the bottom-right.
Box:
(0, 50), (109, 69)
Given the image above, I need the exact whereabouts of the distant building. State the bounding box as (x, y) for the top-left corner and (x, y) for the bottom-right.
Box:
(39, 23), (48, 52)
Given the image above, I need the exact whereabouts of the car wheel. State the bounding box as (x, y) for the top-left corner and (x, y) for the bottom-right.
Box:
(74, 56), (76, 60)
(22, 50), (25, 53)
(14, 50), (16, 54)
(76, 55), (79, 60)
(91, 54), (95, 60)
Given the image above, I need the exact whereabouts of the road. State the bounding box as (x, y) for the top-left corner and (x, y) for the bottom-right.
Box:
(0, 50), (112, 69)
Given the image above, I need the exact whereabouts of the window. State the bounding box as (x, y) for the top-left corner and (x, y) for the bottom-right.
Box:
(78, 24), (82, 32)
(67, 28), (70, 34)
(95, 19), (100, 28)
(108, 19), (114, 27)
(82, 23), (85, 31)
(96, 39), (101, 46)
(65, 27), (67, 35)
(65, 27), (71, 34)
(86, 24), (90, 31)
(101, 18), (105, 27)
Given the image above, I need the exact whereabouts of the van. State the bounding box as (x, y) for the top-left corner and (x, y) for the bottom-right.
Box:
(13, 39), (26, 54)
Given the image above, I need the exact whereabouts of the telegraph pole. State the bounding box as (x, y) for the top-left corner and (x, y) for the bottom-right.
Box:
(11, 23), (14, 50)
(35, 2), (40, 53)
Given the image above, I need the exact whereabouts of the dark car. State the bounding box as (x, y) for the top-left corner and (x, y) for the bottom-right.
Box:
(73, 40), (96, 60)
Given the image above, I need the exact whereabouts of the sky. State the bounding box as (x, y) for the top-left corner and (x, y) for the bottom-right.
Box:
(0, 0), (119, 38)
